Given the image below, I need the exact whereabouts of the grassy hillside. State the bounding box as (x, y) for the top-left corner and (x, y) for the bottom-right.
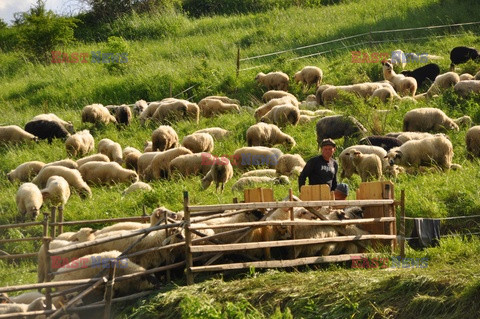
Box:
(1, 0), (480, 317)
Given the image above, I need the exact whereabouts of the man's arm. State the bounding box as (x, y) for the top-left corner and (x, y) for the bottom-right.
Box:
(298, 160), (312, 192)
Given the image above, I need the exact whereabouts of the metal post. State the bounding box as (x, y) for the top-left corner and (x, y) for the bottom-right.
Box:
(184, 191), (193, 285)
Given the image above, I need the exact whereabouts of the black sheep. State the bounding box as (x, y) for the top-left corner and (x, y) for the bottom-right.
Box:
(24, 120), (70, 144)
(450, 46), (480, 69)
(401, 63), (440, 87)
(359, 135), (403, 152)
(315, 115), (367, 148)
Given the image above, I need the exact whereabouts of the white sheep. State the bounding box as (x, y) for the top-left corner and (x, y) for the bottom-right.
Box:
(194, 127), (230, 140)
(76, 153), (110, 167)
(385, 134), (454, 170)
(255, 71), (289, 91)
(260, 104), (300, 126)
(81, 104), (117, 125)
(149, 147), (193, 180)
(246, 122), (296, 148)
(459, 73), (474, 81)
(139, 101), (163, 125)
(151, 100), (188, 123)
(202, 95), (240, 105)
(466, 126), (480, 158)
(32, 113), (74, 134)
(294, 66), (323, 90)
(403, 108), (459, 132)
(381, 61), (417, 96)
(262, 90), (297, 102)
(32, 166), (92, 199)
(169, 153), (213, 177)
(454, 80), (480, 97)
(124, 149), (142, 171)
(143, 141), (153, 152)
(321, 82), (392, 105)
(241, 169), (278, 178)
(420, 72), (460, 98)
(79, 161), (138, 185)
(40, 175), (71, 208)
(7, 161), (45, 182)
(339, 145), (387, 179)
(0, 125), (38, 144)
(16, 182), (43, 221)
(201, 157), (234, 192)
(275, 154), (306, 177)
(233, 146), (283, 170)
(348, 149), (383, 182)
(123, 146), (141, 158)
(133, 99), (148, 117)
(137, 152), (162, 180)
(390, 49), (407, 68)
(182, 132), (214, 153)
(198, 98), (240, 117)
(65, 130), (94, 157)
(151, 125), (178, 152)
(231, 175), (289, 192)
(298, 114), (321, 124)
(370, 85), (401, 103)
(254, 96), (299, 121)
(98, 138), (123, 164)
(0, 296), (50, 314)
(56, 227), (96, 241)
(44, 159), (79, 170)
(122, 181), (153, 196)
(394, 132), (437, 143)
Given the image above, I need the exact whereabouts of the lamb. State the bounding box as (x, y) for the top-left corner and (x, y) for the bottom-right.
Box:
(275, 154), (305, 177)
(347, 149), (382, 182)
(149, 147), (193, 179)
(40, 176), (71, 208)
(246, 122), (296, 148)
(359, 135), (403, 151)
(231, 175), (289, 192)
(262, 90), (297, 103)
(32, 166), (92, 199)
(233, 146), (283, 170)
(454, 80), (480, 97)
(122, 181), (152, 196)
(115, 104), (132, 125)
(255, 71), (289, 91)
(79, 161), (138, 185)
(151, 100), (188, 123)
(31, 113), (75, 134)
(16, 182), (43, 221)
(241, 169), (278, 178)
(315, 115), (367, 148)
(81, 103), (117, 125)
(98, 138), (123, 164)
(254, 96), (299, 121)
(0, 125), (38, 144)
(381, 60), (417, 96)
(65, 130), (94, 157)
(194, 127), (230, 140)
(44, 159), (79, 170)
(260, 104), (300, 127)
(169, 153), (214, 177)
(466, 126), (480, 158)
(76, 153), (110, 167)
(339, 145), (387, 179)
(400, 63), (440, 87)
(151, 125), (178, 151)
(133, 99), (148, 117)
(24, 120), (70, 143)
(201, 157), (234, 192)
(385, 134), (453, 170)
(403, 108), (459, 132)
(449, 46), (480, 70)
(182, 132), (215, 153)
(7, 161), (45, 182)
(294, 66), (323, 91)
(198, 98), (240, 117)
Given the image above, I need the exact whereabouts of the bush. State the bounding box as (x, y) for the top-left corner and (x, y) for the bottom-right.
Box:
(102, 36), (130, 74)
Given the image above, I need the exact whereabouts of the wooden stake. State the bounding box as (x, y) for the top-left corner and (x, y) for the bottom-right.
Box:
(400, 190), (406, 258)
(103, 261), (117, 319)
(58, 205), (64, 235)
(184, 191), (193, 285)
(50, 206), (57, 238)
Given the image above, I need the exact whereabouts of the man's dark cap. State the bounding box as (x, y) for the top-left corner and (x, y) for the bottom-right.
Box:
(320, 138), (336, 147)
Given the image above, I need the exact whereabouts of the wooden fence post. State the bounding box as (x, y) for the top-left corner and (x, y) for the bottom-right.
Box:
(58, 205), (64, 235)
(103, 260), (117, 319)
(42, 212), (49, 238)
(400, 190), (406, 258)
(236, 46), (240, 78)
(289, 188), (295, 260)
(43, 237), (53, 310)
(184, 191), (194, 285)
(50, 207), (57, 239)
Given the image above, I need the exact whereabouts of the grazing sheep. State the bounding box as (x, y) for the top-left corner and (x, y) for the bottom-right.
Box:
(44, 159), (79, 170)
(98, 138), (123, 164)
(139, 101), (163, 125)
(395, 132), (438, 143)
(152, 125), (178, 152)
(201, 157), (234, 192)
(65, 130), (94, 157)
(32, 113), (74, 134)
(203, 95), (240, 105)
(122, 181), (152, 196)
(275, 154), (306, 177)
(454, 115), (472, 128)
(241, 169), (278, 178)
(459, 73), (474, 81)
(185, 101), (200, 124)
(298, 114), (321, 124)
(144, 141), (153, 152)
(260, 104), (300, 127)
(454, 80), (480, 97)
(339, 145), (387, 179)
(400, 63), (440, 87)
(466, 126), (480, 158)
(381, 60), (417, 96)
(194, 127), (230, 140)
(403, 108), (459, 132)
(348, 149), (382, 182)
(151, 100), (188, 123)
(262, 90), (297, 103)
(123, 146), (141, 158)
(385, 134), (454, 170)
(76, 153), (110, 167)
(40, 176), (70, 208)
(125, 150), (142, 171)
(233, 146), (283, 170)
(32, 166), (92, 199)
(315, 84), (334, 105)
(450, 46), (480, 69)
(169, 153), (213, 177)
(294, 66), (323, 91)
(254, 96), (299, 120)
(370, 86), (400, 103)
(79, 161), (138, 185)
(182, 132), (214, 153)
(255, 71), (289, 91)
(198, 98), (240, 117)
(133, 99), (148, 117)
(315, 115), (367, 148)
(321, 82), (393, 105)
(24, 120), (70, 143)
(7, 161), (45, 182)
(137, 152), (162, 180)
(420, 72), (461, 98)
(81, 104), (117, 125)
(16, 182), (43, 221)
(231, 175), (289, 192)
(149, 147), (193, 180)
(246, 122), (296, 148)
(0, 125), (38, 144)
(115, 104), (132, 125)
(359, 135), (403, 151)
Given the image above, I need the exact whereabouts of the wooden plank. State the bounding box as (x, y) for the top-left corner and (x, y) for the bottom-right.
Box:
(300, 184), (331, 201)
(244, 188), (274, 203)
